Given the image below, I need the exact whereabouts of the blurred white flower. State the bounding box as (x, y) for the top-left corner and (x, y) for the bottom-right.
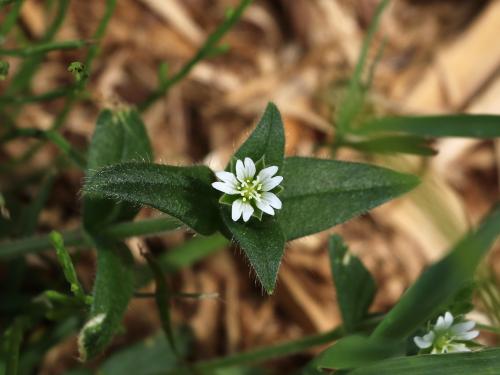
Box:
(212, 157), (283, 222)
(414, 311), (479, 354)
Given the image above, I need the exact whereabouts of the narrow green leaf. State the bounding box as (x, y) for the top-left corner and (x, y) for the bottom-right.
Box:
(50, 231), (87, 302)
(344, 135), (436, 156)
(1, 317), (26, 375)
(232, 102), (285, 168)
(372, 203), (500, 340)
(84, 162), (221, 235)
(329, 235), (376, 333)
(83, 108), (153, 231)
(222, 212), (285, 294)
(278, 157), (420, 240)
(78, 239), (135, 361)
(317, 335), (404, 370)
(358, 115), (500, 138)
(349, 348), (500, 375)
(99, 331), (191, 375)
(336, 0), (389, 133)
(143, 252), (179, 357)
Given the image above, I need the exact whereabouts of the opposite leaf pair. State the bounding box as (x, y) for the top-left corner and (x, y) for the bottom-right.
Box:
(84, 103), (420, 294)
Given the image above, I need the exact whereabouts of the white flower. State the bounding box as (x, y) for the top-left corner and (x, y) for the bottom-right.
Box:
(413, 312), (479, 354)
(212, 157), (283, 222)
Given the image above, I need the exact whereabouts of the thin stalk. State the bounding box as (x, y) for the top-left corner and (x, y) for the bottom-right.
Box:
(0, 127), (86, 168)
(139, 0), (252, 112)
(0, 86), (71, 104)
(0, 39), (90, 57)
(0, 216), (182, 259)
(476, 323), (500, 335)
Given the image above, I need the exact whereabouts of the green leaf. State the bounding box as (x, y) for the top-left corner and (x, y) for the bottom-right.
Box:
(372, 203), (500, 340)
(1, 317), (26, 375)
(83, 162), (221, 235)
(83, 108), (153, 231)
(344, 135), (436, 156)
(317, 335), (404, 370)
(78, 239), (135, 361)
(349, 348), (500, 375)
(329, 235), (376, 333)
(99, 330), (191, 375)
(143, 252), (179, 357)
(357, 115), (500, 138)
(222, 212), (285, 294)
(232, 102), (285, 168)
(50, 231), (88, 302)
(278, 157), (420, 240)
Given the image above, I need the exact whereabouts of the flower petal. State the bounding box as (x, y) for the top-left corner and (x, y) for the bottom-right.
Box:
(262, 192), (282, 209)
(242, 202), (254, 222)
(454, 330), (479, 341)
(235, 159), (245, 181)
(257, 166), (278, 181)
(262, 175), (283, 191)
(450, 321), (475, 335)
(414, 332), (434, 349)
(443, 312), (454, 328)
(244, 157), (256, 179)
(446, 343), (470, 353)
(256, 199), (275, 215)
(212, 182), (239, 195)
(216, 171), (238, 185)
(232, 199), (244, 221)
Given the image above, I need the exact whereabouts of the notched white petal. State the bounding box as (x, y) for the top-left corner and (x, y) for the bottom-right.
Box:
(256, 199), (275, 215)
(216, 171), (238, 185)
(455, 330), (479, 341)
(450, 321), (475, 335)
(262, 192), (282, 209)
(232, 199), (244, 221)
(212, 182), (238, 195)
(235, 159), (245, 180)
(244, 157), (256, 179)
(242, 203), (254, 222)
(262, 176), (283, 191)
(257, 166), (278, 181)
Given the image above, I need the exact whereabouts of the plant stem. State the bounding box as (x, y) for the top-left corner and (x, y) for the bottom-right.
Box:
(0, 86), (72, 104)
(138, 0), (252, 112)
(0, 39), (90, 57)
(0, 216), (182, 259)
(0, 0), (24, 41)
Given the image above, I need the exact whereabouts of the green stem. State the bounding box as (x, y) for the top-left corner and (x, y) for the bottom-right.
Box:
(0, 39), (90, 57)
(138, 0), (252, 112)
(0, 127), (86, 168)
(0, 86), (72, 104)
(0, 216), (182, 259)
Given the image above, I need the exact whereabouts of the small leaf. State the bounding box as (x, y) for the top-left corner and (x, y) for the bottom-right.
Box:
(232, 102), (285, 169)
(78, 239), (135, 361)
(84, 162), (221, 235)
(83, 108), (153, 231)
(349, 348), (500, 375)
(358, 115), (500, 138)
(278, 157), (420, 240)
(317, 335), (403, 370)
(50, 231), (87, 302)
(329, 235), (376, 333)
(372, 204), (500, 340)
(222, 212), (285, 294)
